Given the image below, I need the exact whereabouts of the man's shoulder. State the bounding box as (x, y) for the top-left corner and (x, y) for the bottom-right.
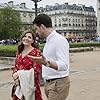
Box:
(50, 30), (68, 43)
(55, 32), (67, 41)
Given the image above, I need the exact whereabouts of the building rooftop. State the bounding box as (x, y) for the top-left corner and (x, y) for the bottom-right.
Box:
(0, 1), (34, 12)
(38, 2), (95, 12)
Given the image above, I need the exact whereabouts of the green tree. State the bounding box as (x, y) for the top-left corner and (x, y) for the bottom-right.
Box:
(0, 7), (22, 40)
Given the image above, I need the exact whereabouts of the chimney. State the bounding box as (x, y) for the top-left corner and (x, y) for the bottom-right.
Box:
(8, 1), (13, 7)
(65, 2), (68, 5)
(20, 3), (26, 8)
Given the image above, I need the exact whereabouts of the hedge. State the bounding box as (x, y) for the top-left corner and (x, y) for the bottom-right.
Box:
(0, 45), (17, 57)
(70, 42), (100, 48)
(0, 42), (100, 57)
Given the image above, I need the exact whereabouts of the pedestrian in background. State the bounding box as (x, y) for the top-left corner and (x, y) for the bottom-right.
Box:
(29, 14), (70, 100)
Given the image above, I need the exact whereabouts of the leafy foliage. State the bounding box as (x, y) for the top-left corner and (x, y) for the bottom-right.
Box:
(0, 42), (100, 57)
(0, 7), (22, 40)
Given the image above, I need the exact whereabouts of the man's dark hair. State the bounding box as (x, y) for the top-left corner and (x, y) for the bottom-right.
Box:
(32, 14), (52, 28)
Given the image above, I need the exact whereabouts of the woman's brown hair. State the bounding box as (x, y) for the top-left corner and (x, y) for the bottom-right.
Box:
(18, 29), (38, 54)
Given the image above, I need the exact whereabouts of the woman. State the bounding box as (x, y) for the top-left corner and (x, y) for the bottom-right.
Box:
(12, 30), (43, 100)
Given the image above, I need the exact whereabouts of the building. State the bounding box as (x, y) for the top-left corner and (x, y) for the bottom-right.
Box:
(0, 1), (35, 30)
(38, 3), (97, 40)
(0, 1), (97, 40)
(97, 0), (100, 36)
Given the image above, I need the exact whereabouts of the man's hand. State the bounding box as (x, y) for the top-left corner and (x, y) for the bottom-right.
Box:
(27, 53), (47, 65)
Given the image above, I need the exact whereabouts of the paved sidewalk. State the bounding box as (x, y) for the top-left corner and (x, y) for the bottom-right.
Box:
(0, 50), (100, 100)
(0, 64), (12, 71)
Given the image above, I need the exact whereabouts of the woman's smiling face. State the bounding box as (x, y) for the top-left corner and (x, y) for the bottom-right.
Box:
(22, 32), (33, 46)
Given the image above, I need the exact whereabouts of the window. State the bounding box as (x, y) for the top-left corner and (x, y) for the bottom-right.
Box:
(23, 13), (27, 17)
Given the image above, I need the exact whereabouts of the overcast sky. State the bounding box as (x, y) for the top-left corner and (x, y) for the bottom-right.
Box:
(0, 0), (97, 11)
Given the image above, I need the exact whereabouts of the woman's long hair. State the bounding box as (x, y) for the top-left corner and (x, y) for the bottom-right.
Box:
(18, 29), (38, 54)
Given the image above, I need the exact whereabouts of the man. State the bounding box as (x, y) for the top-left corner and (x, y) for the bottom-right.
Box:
(29, 14), (70, 100)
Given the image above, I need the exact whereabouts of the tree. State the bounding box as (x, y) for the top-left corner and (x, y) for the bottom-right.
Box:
(0, 7), (22, 40)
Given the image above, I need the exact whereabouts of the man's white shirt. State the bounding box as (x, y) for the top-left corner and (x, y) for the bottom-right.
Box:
(42, 30), (70, 80)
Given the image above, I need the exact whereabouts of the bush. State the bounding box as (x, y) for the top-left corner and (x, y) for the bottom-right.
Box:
(0, 42), (100, 57)
(70, 42), (100, 48)
(0, 45), (17, 57)
(39, 42), (100, 51)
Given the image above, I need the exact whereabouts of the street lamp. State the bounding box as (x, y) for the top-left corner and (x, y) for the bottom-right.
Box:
(31, 0), (42, 17)
(31, 1), (43, 85)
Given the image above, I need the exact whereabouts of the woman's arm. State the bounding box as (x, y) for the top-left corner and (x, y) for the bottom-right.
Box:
(12, 52), (19, 80)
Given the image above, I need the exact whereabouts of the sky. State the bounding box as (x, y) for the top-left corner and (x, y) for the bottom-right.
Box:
(0, 0), (97, 11)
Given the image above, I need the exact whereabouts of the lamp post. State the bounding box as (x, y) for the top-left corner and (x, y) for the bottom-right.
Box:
(31, 0), (43, 85)
(31, 0), (42, 17)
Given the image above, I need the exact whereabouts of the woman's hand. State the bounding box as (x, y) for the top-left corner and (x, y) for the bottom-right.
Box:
(12, 72), (20, 86)
(12, 72), (19, 81)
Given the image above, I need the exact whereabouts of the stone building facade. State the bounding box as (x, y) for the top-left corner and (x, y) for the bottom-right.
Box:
(38, 3), (97, 40)
(0, 1), (35, 30)
(97, 0), (100, 36)
(0, 1), (97, 40)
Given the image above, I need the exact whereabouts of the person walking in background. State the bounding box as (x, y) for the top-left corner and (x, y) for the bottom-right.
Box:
(12, 30), (43, 100)
(28, 14), (70, 100)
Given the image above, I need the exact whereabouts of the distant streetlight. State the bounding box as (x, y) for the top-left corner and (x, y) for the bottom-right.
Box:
(31, 0), (42, 17)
